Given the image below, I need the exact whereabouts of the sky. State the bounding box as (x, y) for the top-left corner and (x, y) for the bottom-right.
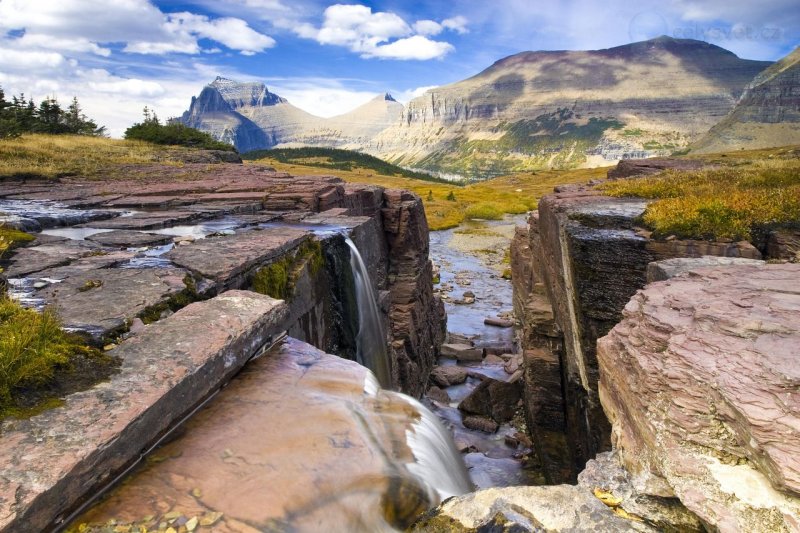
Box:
(0, 0), (797, 137)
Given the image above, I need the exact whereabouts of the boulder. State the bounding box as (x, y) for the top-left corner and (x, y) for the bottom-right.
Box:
(430, 365), (468, 387)
(598, 263), (800, 532)
(458, 377), (522, 423)
(441, 343), (483, 362)
(412, 485), (656, 532)
(462, 415), (498, 433)
(483, 317), (514, 328)
(427, 386), (451, 404)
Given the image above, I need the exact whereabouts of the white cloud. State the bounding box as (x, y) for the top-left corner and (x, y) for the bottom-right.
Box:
(413, 20), (443, 36)
(296, 4), (456, 60)
(0, 48), (65, 70)
(367, 35), (454, 60)
(442, 16), (469, 34)
(0, 0), (276, 56)
(165, 12), (276, 55)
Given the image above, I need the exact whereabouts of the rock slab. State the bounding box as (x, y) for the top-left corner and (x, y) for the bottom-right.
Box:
(0, 291), (288, 533)
(598, 263), (800, 532)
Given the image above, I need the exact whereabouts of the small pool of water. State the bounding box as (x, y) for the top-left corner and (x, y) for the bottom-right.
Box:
(120, 243), (175, 269)
(41, 227), (116, 240)
(148, 217), (243, 239)
(5, 277), (63, 311)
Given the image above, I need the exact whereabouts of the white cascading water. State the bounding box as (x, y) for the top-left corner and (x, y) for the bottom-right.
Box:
(363, 373), (473, 509)
(346, 237), (392, 389)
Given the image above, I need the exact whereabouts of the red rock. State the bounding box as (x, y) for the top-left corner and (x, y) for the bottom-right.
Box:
(462, 415), (499, 433)
(598, 263), (800, 531)
(484, 317), (514, 328)
(431, 365), (468, 387)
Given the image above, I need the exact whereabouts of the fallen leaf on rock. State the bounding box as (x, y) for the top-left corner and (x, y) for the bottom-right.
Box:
(199, 512), (223, 526)
(593, 487), (622, 507)
(186, 517), (198, 531)
(612, 507), (644, 522)
(191, 488), (202, 498)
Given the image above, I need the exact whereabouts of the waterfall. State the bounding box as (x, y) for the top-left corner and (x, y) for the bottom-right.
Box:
(398, 393), (473, 501)
(346, 237), (392, 389)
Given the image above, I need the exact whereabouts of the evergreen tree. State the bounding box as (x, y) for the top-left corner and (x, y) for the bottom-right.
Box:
(0, 86), (105, 138)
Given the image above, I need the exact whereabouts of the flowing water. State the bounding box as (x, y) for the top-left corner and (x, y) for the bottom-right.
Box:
(346, 237), (392, 389)
(70, 338), (470, 532)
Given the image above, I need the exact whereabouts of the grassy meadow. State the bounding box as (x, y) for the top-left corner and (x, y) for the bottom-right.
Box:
(247, 155), (606, 230)
(603, 146), (800, 240)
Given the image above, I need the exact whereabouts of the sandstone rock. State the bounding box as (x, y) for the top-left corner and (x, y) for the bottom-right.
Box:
(484, 317), (513, 328)
(607, 158), (707, 179)
(441, 343), (483, 362)
(412, 485), (657, 532)
(447, 332), (477, 346)
(766, 228), (800, 261)
(0, 291), (288, 533)
(646, 256), (764, 282)
(578, 451), (704, 532)
(430, 365), (468, 387)
(462, 415), (499, 433)
(84, 230), (173, 248)
(483, 354), (505, 365)
(598, 263), (800, 531)
(458, 378), (522, 423)
(427, 386), (451, 404)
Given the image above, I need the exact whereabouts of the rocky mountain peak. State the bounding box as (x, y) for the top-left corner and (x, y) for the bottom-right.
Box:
(383, 92), (397, 102)
(207, 76), (286, 109)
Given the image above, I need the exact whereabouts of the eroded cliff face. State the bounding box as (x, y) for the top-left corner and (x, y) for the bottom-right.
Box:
(695, 46), (800, 153)
(511, 175), (764, 482)
(371, 37), (771, 178)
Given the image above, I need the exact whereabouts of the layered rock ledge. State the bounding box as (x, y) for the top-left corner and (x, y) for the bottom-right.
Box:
(511, 171), (769, 482)
(598, 263), (800, 531)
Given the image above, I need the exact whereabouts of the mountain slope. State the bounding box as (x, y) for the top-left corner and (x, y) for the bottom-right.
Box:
(369, 36), (771, 177)
(693, 46), (800, 153)
(179, 77), (402, 153)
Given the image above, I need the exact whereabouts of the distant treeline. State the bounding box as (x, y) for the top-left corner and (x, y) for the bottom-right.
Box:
(242, 146), (451, 184)
(124, 107), (236, 152)
(0, 87), (106, 138)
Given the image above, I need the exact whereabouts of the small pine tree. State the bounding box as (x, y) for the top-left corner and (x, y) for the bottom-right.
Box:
(426, 190), (433, 201)
(446, 191), (456, 201)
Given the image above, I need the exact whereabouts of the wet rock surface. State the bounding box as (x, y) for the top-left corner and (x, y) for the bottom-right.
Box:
(1, 168), (444, 395)
(0, 291), (288, 533)
(598, 263), (800, 531)
(71, 336), (469, 533)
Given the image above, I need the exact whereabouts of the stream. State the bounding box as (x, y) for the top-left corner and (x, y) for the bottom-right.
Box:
(426, 215), (544, 489)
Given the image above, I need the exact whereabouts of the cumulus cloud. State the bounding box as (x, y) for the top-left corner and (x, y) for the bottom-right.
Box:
(295, 4), (461, 60)
(0, 0), (276, 56)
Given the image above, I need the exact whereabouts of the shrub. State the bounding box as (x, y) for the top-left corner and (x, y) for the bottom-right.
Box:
(465, 203), (503, 220)
(603, 158), (800, 240)
(124, 108), (235, 152)
(0, 297), (96, 410)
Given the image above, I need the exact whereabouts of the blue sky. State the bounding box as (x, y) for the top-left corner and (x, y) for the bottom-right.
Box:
(0, 0), (797, 136)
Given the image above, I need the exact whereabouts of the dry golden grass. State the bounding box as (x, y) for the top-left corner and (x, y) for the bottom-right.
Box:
(0, 134), (187, 179)
(603, 147), (800, 240)
(250, 158), (606, 230)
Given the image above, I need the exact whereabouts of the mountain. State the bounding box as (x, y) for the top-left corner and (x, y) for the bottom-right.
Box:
(693, 46), (800, 153)
(179, 77), (402, 153)
(180, 38), (773, 179)
(369, 36), (771, 178)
